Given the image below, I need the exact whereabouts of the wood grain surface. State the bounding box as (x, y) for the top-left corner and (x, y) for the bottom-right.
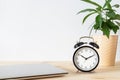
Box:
(0, 61), (120, 80)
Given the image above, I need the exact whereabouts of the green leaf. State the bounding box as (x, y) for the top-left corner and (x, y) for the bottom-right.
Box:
(101, 22), (110, 38)
(107, 20), (119, 34)
(81, 0), (102, 8)
(108, 0), (112, 2)
(93, 23), (99, 29)
(113, 25), (119, 33)
(112, 4), (120, 8)
(96, 6), (102, 12)
(106, 1), (112, 9)
(115, 21), (120, 26)
(103, 8), (115, 11)
(103, 0), (112, 9)
(82, 12), (96, 24)
(103, 1), (107, 8)
(111, 14), (120, 20)
(115, 14), (120, 20)
(77, 9), (96, 14)
(106, 11), (116, 19)
(96, 15), (103, 28)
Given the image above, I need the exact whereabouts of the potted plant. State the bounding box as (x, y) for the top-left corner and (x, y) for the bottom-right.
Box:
(77, 0), (120, 66)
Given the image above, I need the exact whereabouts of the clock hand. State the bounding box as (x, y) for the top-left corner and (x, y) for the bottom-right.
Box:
(86, 54), (95, 59)
(80, 55), (87, 60)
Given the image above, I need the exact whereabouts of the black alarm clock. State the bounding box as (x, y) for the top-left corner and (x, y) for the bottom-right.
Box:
(73, 36), (100, 72)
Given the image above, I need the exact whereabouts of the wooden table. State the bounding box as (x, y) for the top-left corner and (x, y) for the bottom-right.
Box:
(0, 61), (120, 80)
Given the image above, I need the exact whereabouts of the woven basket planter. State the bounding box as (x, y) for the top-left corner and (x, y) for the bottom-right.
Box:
(93, 35), (118, 66)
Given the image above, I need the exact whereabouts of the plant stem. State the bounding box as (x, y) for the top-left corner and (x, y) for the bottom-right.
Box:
(88, 22), (95, 36)
(89, 26), (94, 37)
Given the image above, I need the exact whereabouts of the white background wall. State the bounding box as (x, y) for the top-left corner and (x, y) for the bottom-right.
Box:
(0, 0), (119, 61)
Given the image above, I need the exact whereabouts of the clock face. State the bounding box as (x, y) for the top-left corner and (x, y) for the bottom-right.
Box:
(73, 46), (99, 72)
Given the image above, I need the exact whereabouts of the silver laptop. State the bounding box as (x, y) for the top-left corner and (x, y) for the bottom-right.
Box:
(0, 63), (68, 79)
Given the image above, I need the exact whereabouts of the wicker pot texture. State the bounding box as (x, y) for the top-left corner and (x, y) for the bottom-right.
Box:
(93, 35), (118, 66)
